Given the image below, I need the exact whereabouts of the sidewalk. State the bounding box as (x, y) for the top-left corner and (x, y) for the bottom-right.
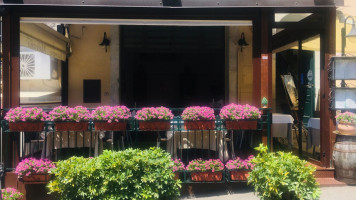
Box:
(180, 183), (356, 200)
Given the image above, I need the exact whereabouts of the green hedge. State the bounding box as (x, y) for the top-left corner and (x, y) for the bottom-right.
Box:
(48, 148), (181, 200)
(248, 144), (320, 200)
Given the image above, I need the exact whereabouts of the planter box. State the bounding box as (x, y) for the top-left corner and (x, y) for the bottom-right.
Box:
(55, 122), (89, 132)
(174, 172), (180, 180)
(139, 121), (170, 131)
(230, 170), (250, 181)
(225, 120), (258, 130)
(94, 121), (127, 131)
(191, 171), (222, 182)
(9, 122), (44, 132)
(21, 174), (52, 182)
(184, 121), (215, 130)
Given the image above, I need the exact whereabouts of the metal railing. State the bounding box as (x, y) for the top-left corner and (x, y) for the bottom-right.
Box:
(0, 108), (271, 183)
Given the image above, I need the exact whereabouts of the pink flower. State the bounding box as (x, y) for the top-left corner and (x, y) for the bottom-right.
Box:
(181, 106), (216, 121)
(135, 107), (174, 121)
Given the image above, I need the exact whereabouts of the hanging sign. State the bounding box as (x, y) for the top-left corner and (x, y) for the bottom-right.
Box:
(307, 70), (313, 82)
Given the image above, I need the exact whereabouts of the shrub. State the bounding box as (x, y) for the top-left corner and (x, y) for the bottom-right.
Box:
(181, 106), (215, 121)
(5, 107), (47, 122)
(336, 111), (356, 124)
(248, 144), (320, 200)
(225, 155), (255, 170)
(135, 107), (174, 121)
(48, 148), (181, 200)
(1, 188), (24, 200)
(219, 104), (261, 120)
(15, 158), (55, 177)
(92, 106), (131, 122)
(186, 159), (224, 172)
(47, 106), (91, 122)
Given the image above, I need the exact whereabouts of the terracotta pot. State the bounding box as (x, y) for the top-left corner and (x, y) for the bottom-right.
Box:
(337, 123), (356, 136)
(21, 174), (52, 182)
(174, 172), (180, 180)
(94, 121), (127, 131)
(184, 121), (215, 130)
(191, 171), (222, 182)
(230, 170), (250, 181)
(9, 122), (44, 132)
(225, 120), (258, 130)
(55, 121), (89, 132)
(139, 121), (171, 131)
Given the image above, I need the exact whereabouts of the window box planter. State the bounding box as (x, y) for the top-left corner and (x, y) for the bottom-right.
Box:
(21, 174), (52, 182)
(94, 121), (127, 131)
(9, 122), (45, 132)
(139, 120), (171, 131)
(225, 120), (258, 130)
(191, 171), (223, 182)
(230, 170), (250, 181)
(184, 120), (215, 130)
(55, 121), (89, 132)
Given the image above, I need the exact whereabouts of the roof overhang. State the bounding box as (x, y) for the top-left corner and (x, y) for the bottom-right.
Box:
(0, 0), (344, 8)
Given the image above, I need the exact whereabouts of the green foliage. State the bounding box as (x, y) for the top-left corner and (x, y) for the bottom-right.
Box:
(248, 144), (320, 200)
(261, 97), (268, 107)
(48, 148), (181, 200)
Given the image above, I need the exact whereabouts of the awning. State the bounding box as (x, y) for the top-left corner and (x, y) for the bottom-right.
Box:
(20, 23), (69, 61)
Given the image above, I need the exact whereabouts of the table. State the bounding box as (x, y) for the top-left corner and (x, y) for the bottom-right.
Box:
(166, 130), (229, 162)
(272, 113), (294, 149)
(307, 118), (320, 153)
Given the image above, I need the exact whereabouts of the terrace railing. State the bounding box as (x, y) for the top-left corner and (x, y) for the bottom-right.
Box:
(0, 108), (271, 183)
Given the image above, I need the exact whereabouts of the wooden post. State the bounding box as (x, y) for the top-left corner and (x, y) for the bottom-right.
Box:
(253, 9), (273, 147)
(319, 8), (336, 168)
(2, 10), (20, 109)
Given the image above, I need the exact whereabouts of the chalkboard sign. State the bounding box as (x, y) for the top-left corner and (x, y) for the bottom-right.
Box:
(333, 88), (356, 110)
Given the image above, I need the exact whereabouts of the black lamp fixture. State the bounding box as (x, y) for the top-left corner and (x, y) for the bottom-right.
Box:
(238, 32), (249, 52)
(341, 16), (356, 56)
(99, 32), (110, 52)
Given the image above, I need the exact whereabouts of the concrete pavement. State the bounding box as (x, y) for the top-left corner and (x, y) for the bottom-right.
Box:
(180, 183), (356, 200)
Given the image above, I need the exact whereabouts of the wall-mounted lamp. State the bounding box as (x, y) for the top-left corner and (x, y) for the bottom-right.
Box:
(238, 32), (249, 52)
(99, 32), (110, 52)
(341, 16), (356, 56)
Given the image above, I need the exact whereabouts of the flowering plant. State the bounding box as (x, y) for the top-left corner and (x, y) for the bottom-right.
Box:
(219, 104), (261, 120)
(5, 107), (47, 122)
(186, 159), (224, 172)
(172, 159), (185, 172)
(47, 106), (91, 122)
(135, 107), (174, 121)
(181, 106), (216, 121)
(336, 112), (356, 124)
(1, 188), (24, 200)
(15, 158), (56, 177)
(92, 106), (131, 123)
(225, 155), (255, 170)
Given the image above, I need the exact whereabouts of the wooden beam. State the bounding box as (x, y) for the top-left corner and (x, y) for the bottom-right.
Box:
(2, 9), (20, 109)
(1, 0), (343, 7)
(319, 8), (336, 168)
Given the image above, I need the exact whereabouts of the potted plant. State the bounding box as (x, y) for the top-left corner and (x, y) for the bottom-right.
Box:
(186, 159), (224, 182)
(15, 158), (55, 182)
(219, 104), (261, 130)
(47, 106), (91, 131)
(336, 111), (356, 135)
(261, 97), (268, 108)
(1, 188), (24, 200)
(92, 106), (131, 131)
(181, 106), (216, 130)
(4, 107), (47, 132)
(135, 107), (173, 131)
(226, 155), (254, 181)
(172, 158), (185, 180)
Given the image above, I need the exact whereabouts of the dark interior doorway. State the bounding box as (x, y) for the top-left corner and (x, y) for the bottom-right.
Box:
(120, 26), (225, 108)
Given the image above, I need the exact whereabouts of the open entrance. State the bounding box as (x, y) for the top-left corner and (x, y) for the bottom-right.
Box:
(120, 26), (226, 108)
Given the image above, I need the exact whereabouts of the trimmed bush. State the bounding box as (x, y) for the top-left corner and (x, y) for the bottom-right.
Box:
(48, 148), (181, 200)
(248, 144), (320, 200)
